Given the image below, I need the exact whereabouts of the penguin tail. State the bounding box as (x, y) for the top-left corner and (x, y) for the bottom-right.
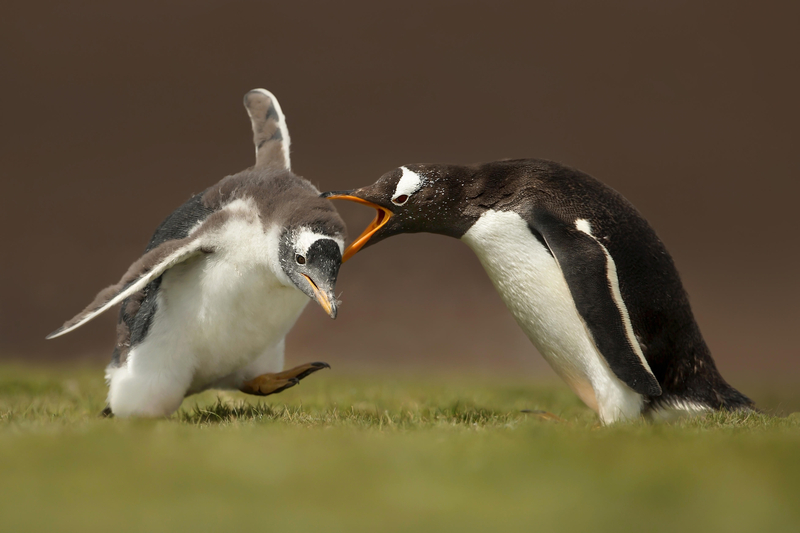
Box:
(645, 377), (756, 419)
(711, 383), (757, 412)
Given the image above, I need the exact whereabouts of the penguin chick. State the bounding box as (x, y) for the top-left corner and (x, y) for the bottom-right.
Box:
(48, 89), (345, 418)
(323, 160), (753, 424)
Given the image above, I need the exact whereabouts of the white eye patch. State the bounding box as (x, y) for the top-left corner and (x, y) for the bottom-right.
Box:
(294, 228), (345, 258)
(392, 167), (424, 205)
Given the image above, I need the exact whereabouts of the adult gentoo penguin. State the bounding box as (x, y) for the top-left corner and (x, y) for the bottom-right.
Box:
(47, 89), (346, 418)
(323, 160), (753, 423)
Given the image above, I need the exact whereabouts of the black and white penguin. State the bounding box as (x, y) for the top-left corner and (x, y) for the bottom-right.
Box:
(47, 89), (346, 418)
(323, 160), (753, 423)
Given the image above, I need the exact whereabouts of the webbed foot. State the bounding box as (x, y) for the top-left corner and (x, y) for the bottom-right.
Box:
(239, 362), (330, 396)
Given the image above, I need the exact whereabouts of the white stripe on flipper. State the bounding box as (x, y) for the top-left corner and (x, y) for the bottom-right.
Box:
(462, 210), (644, 423)
(250, 88), (291, 170)
(46, 241), (206, 339)
(574, 218), (655, 378)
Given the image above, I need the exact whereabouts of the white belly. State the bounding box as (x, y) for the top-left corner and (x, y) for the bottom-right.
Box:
(461, 210), (642, 423)
(161, 253), (308, 388)
(107, 253), (308, 416)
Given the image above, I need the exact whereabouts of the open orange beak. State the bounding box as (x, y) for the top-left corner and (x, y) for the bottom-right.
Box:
(323, 194), (393, 262)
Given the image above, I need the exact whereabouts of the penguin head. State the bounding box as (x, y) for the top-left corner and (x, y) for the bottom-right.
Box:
(322, 165), (467, 261)
(278, 226), (343, 318)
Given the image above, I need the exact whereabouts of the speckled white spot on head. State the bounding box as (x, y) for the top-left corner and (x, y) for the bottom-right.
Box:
(295, 228), (345, 257)
(575, 219), (592, 235)
(392, 167), (424, 204)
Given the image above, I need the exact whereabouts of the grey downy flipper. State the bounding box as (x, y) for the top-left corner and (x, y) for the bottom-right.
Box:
(50, 88), (293, 340)
(530, 210), (662, 397)
(45, 212), (226, 340)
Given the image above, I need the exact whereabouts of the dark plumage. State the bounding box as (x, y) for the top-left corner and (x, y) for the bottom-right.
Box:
(325, 159), (753, 422)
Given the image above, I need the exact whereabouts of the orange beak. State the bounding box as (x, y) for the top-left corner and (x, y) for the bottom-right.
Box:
(324, 194), (393, 262)
(300, 274), (336, 318)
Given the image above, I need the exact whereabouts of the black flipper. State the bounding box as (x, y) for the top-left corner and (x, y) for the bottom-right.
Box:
(531, 210), (662, 397)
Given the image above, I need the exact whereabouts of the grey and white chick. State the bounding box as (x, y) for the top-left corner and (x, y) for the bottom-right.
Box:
(48, 89), (345, 418)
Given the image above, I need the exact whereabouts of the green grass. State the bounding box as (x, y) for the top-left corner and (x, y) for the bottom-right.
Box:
(1, 364), (798, 533)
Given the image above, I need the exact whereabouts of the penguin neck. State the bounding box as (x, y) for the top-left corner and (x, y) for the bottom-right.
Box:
(417, 165), (515, 239)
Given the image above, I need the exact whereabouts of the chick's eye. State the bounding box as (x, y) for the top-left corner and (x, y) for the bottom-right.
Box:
(392, 194), (409, 205)
(295, 255), (306, 265)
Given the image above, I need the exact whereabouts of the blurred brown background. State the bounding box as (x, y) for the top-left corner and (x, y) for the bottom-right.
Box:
(1, 1), (798, 383)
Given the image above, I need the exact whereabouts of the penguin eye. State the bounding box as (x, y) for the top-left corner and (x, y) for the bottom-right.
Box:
(295, 255), (306, 265)
(392, 194), (409, 206)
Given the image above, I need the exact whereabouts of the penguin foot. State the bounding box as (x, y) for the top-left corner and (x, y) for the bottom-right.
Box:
(520, 409), (566, 423)
(273, 361), (331, 382)
(240, 376), (300, 396)
(239, 362), (330, 396)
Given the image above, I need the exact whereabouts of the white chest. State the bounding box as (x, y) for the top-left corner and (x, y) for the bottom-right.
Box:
(138, 211), (309, 388)
(461, 211), (592, 372)
(461, 210), (640, 419)
(171, 253), (306, 338)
